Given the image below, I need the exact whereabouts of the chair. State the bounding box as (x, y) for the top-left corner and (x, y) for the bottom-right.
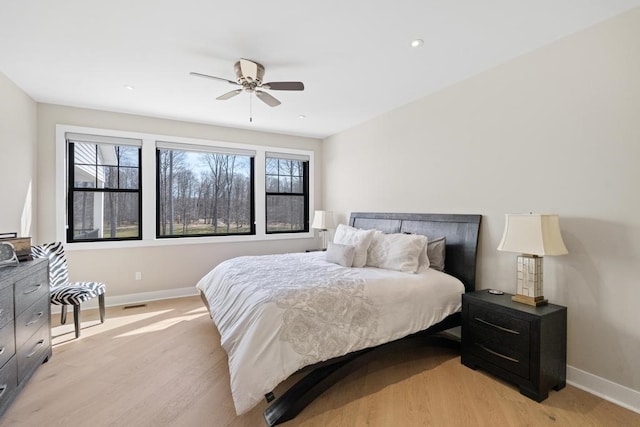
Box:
(31, 242), (106, 338)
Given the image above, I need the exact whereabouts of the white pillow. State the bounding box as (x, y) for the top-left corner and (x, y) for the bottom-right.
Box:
(333, 224), (376, 268)
(367, 231), (427, 273)
(325, 242), (355, 267)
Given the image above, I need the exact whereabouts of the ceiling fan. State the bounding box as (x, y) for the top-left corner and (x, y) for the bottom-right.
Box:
(190, 58), (304, 108)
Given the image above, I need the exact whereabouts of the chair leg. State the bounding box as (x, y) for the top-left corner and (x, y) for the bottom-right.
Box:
(73, 304), (81, 339)
(99, 294), (105, 323)
(61, 305), (67, 324)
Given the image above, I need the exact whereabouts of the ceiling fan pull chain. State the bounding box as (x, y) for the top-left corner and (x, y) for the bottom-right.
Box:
(249, 93), (253, 122)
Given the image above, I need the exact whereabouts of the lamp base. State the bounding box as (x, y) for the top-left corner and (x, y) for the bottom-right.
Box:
(512, 294), (548, 307)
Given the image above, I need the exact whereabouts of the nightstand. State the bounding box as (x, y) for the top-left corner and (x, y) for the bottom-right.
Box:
(461, 290), (567, 402)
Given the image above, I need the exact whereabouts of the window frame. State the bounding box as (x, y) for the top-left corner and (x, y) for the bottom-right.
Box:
(265, 156), (310, 234)
(155, 146), (256, 238)
(66, 137), (143, 243)
(55, 125), (315, 249)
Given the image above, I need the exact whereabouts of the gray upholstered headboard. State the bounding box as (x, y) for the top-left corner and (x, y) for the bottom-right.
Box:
(348, 212), (482, 292)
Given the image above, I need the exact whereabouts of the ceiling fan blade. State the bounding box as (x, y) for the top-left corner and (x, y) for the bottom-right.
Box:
(255, 90), (281, 107)
(216, 89), (242, 100)
(263, 81), (305, 91)
(239, 58), (258, 81)
(190, 72), (238, 86)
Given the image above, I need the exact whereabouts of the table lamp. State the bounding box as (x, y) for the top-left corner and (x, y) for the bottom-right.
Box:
(497, 213), (568, 306)
(311, 210), (335, 251)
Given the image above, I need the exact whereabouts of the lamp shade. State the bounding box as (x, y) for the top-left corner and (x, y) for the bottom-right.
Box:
(311, 210), (335, 230)
(497, 213), (568, 256)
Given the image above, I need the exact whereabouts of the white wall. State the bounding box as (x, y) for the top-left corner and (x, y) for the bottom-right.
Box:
(0, 72), (37, 239)
(324, 8), (640, 395)
(37, 104), (323, 299)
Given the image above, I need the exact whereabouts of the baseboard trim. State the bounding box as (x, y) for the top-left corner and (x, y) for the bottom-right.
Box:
(50, 286), (200, 313)
(567, 365), (640, 414)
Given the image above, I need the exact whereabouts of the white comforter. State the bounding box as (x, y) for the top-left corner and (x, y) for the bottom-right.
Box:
(195, 251), (464, 415)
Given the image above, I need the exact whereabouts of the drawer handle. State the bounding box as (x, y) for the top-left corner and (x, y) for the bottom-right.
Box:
(0, 384), (6, 398)
(26, 339), (45, 358)
(476, 343), (520, 363)
(0, 346), (4, 355)
(23, 284), (43, 295)
(26, 311), (44, 327)
(474, 317), (520, 335)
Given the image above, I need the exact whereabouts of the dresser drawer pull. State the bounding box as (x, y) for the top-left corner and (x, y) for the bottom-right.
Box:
(0, 346), (4, 355)
(26, 339), (45, 358)
(474, 317), (520, 334)
(477, 343), (520, 363)
(0, 384), (6, 398)
(23, 284), (43, 295)
(26, 311), (44, 327)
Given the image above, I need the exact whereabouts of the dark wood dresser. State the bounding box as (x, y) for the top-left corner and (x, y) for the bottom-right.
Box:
(461, 290), (566, 401)
(0, 258), (51, 417)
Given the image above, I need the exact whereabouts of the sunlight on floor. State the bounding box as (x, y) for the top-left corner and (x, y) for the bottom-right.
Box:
(52, 309), (175, 347)
(115, 312), (209, 337)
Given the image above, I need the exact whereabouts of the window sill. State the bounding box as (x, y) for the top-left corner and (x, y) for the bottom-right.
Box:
(64, 231), (315, 251)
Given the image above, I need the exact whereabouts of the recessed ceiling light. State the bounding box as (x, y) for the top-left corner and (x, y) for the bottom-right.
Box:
(124, 85), (135, 90)
(410, 39), (424, 48)
(298, 115), (306, 119)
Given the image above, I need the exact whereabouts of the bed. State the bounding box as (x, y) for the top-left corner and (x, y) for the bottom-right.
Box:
(196, 212), (481, 425)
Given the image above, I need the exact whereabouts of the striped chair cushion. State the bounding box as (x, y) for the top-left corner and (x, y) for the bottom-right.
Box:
(50, 282), (106, 306)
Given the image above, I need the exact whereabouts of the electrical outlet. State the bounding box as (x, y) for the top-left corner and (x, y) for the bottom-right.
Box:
(135, 272), (142, 281)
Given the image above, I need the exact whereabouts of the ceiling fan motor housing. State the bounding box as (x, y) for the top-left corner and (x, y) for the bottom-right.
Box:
(234, 60), (265, 86)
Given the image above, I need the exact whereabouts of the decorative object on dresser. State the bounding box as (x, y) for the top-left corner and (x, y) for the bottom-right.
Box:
(461, 290), (566, 402)
(0, 233), (32, 262)
(31, 242), (106, 339)
(0, 258), (52, 417)
(497, 213), (568, 306)
(0, 242), (19, 268)
(311, 210), (335, 251)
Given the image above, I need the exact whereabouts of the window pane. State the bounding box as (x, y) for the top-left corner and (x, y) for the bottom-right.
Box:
(266, 195), (305, 232)
(157, 148), (253, 237)
(74, 165), (96, 188)
(68, 140), (142, 242)
(266, 157), (308, 234)
(72, 192), (140, 240)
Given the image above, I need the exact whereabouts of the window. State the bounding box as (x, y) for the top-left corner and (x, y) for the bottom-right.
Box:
(67, 134), (142, 242)
(156, 144), (254, 237)
(265, 154), (309, 233)
(57, 125), (314, 246)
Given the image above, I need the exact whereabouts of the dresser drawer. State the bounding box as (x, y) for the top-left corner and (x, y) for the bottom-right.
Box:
(466, 302), (531, 379)
(0, 286), (13, 329)
(15, 296), (49, 349)
(17, 323), (50, 383)
(0, 322), (16, 369)
(0, 356), (18, 411)
(14, 266), (48, 314)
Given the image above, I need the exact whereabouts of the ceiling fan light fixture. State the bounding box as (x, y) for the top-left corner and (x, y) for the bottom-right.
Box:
(410, 39), (424, 48)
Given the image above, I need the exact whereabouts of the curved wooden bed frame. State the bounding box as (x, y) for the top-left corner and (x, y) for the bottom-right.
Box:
(263, 212), (482, 426)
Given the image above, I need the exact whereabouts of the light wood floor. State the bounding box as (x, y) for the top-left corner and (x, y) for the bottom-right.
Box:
(1, 296), (638, 426)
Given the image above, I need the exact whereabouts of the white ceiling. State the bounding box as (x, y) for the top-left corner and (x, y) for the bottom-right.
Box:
(1, 1), (639, 139)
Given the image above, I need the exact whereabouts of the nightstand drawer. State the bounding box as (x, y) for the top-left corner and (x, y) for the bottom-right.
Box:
(466, 304), (531, 378)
